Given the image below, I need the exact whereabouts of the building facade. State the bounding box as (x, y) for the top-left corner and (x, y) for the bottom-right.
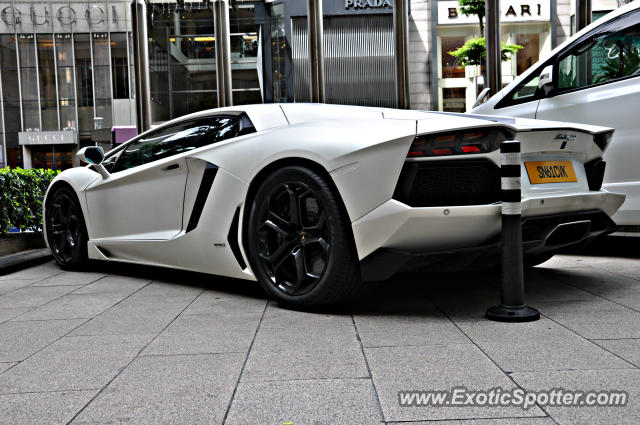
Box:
(0, 0), (135, 169)
(0, 0), (620, 170)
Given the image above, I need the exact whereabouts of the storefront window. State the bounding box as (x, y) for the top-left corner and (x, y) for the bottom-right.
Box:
(270, 3), (288, 102)
(74, 34), (93, 136)
(111, 33), (130, 99)
(37, 35), (58, 131)
(149, 2), (218, 120)
(56, 34), (76, 131)
(0, 34), (21, 167)
(30, 145), (73, 170)
(18, 34), (39, 131)
(442, 87), (466, 112)
(441, 36), (466, 78)
(93, 33), (113, 129)
(516, 33), (539, 75)
(230, 3), (261, 105)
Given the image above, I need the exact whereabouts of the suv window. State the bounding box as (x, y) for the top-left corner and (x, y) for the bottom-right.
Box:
(111, 116), (245, 173)
(557, 21), (640, 91)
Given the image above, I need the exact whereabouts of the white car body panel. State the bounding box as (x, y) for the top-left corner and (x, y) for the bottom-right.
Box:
(472, 2), (640, 227)
(44, 103), (625, 282)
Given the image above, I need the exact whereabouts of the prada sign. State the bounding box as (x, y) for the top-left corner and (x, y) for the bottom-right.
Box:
(345, 0), (392, 9)
(438, 0), (550, 24)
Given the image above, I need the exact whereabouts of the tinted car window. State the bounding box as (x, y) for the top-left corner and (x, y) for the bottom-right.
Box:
(112, 116), (242, 172)
(557, 21), (640, 91)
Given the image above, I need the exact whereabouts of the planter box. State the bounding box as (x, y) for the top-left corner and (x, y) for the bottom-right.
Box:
(0, 232), (46, 257)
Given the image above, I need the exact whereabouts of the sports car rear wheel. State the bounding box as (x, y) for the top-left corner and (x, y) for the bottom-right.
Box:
(247, 166), (361, 307)
(45, 186), (88, 269)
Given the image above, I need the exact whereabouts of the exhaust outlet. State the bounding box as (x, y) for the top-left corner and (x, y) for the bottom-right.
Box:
(544, 220), (592, 247)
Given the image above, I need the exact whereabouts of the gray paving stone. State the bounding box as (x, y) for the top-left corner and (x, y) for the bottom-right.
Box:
(0, 261), (61, 281)
(142, 311), (261, 355)
(13, 294), (126, 321)
(353, 300), (470, 347)
(544, 267), (640, 299)
(260, 304), (353, 328)
(431, 288), (502, 322)
(31, 271), (107, 287)
(387, 419), (554, 425)
(521, 269), (598, 303)
(70, 353), (244, 425)
(0, 307), (32, 324)
(536, 255), (588, 269)
(182, 288), (267, 315)
(458, 318), (633, 372)
(366, 344), (544, 422)
(511, 369), (640, 425)
(0, 279), (39, 296)
(593, 339), (640, 367)
(589, 259), (640, 278)
(0, 362), (16, 374)
(0, 285), (81, 308)
(610, 296), (640, 312)
(0, 319), (85, 362)
(69, 282), (201, 336)
(0, 390), (97, 425)
(226, 378), (382, 425)
(70, 275), (150, 296)
(0, 333), (156, 393)
(242, 324), (368, 381)
(539, 299), (640, 339)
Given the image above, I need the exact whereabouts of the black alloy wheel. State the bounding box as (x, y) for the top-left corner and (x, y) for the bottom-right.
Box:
(46, 186), (88, 268)
(247, 166), (361, 307)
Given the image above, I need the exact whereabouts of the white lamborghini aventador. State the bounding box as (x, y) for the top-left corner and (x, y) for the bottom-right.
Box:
(43, 103), (624, 306)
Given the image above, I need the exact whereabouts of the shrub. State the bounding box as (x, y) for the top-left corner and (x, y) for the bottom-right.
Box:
(449, 37), (523, 67)
(0, 168), (60, 233)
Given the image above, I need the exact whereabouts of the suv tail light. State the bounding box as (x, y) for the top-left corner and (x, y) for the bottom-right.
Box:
(407, 128), (514, 158)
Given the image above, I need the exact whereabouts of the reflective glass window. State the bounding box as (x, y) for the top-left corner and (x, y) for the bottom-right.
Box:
(37, 34), (58, 131)
(0, 35), (21, 167)
(56, 34), (76, 131)
(111, 33), (129, 99)
(74, 34), (93, 135)
(558, 22), (640, 90)
(113, 116), (242, 172)
(92, 33), (112, 129)
(442, 36), (466, 79)
(18, 34), (39, 131)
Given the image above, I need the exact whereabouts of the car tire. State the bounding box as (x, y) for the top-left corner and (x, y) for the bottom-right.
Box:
(246, 166), (361, 307)
(524, 252), (555, 268)
(45, 185), (89, 269)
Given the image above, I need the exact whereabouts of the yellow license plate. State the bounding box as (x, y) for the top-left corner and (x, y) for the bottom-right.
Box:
(525, 161), (578, 184)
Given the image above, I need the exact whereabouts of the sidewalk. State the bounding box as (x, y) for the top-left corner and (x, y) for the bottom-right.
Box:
(0, 236), (639, 424)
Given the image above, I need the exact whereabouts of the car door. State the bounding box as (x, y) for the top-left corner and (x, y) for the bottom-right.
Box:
(85, 117), (239, 241)
(535, 11), (640, 223)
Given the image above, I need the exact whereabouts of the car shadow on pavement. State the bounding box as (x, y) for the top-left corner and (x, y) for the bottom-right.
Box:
(563, 235), (640, 259)
(87, 259), (268, 302)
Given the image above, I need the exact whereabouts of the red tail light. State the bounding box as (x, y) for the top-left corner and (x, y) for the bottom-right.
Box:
(407, 128), (513, 157)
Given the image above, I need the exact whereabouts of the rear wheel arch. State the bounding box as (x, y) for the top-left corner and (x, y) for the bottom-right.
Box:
(241, 157), (354, 259)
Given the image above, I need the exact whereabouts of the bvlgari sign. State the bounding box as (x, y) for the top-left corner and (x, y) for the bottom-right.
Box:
(438, 0), (550, 24)
(345, 0), (392, 9)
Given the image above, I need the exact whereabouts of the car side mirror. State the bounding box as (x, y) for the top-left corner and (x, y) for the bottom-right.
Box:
(473, 88), (491, 108)
(77, 146), (109, 178)
(537, 65), (554, 97)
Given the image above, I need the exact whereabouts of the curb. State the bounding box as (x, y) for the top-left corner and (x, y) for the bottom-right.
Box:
(0, 248), (52, 275)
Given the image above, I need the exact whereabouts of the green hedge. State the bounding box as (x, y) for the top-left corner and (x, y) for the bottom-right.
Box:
(0, 168), (60, 233)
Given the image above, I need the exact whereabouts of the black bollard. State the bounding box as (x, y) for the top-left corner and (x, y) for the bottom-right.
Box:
(486, 140), (540, 322)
